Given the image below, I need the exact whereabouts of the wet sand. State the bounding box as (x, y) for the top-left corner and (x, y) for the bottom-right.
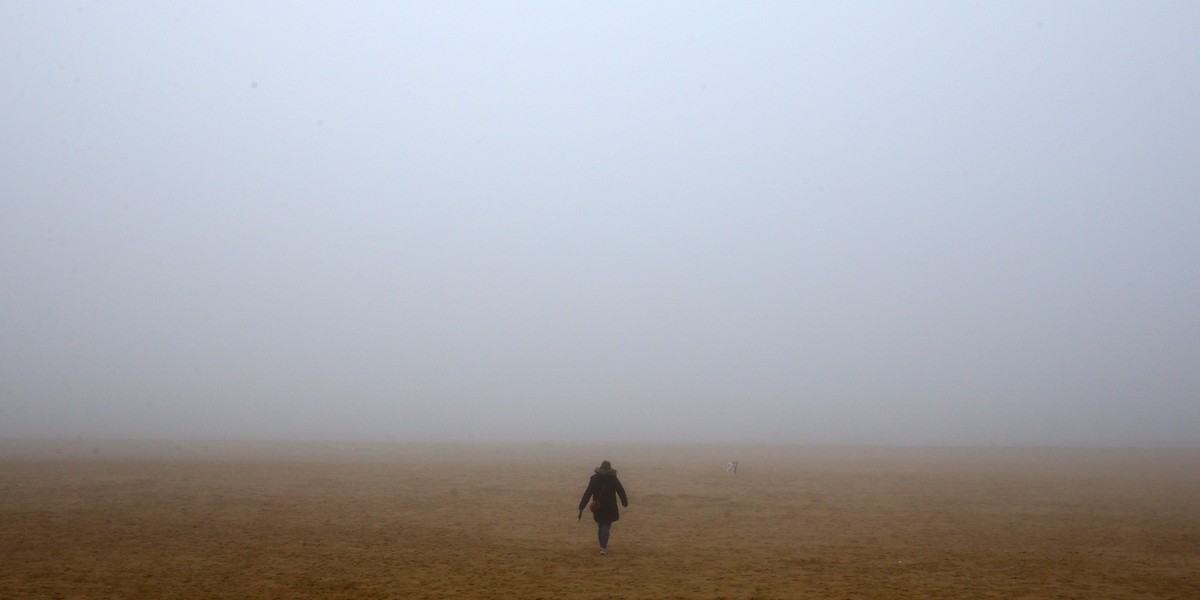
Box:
(2, 441), (1197, 599)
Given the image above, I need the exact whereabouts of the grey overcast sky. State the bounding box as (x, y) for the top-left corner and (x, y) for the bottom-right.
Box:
(2, 2), (1198, 446)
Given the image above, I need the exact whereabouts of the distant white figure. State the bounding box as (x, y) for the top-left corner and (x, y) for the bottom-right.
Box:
(726, 460), (738, 474)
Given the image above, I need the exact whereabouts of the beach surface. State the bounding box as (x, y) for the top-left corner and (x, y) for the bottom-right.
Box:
(2, 441), (1197, 599)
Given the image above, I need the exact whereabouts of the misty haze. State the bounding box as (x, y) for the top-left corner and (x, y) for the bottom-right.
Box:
(3, 2), (1198, 447)
(5, 4), (1200, 600)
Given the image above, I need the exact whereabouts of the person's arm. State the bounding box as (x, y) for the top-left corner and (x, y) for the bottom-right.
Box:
(578, 479), (594, 511)
(616, 478), (628, 507)
(577, 478), (594, 520)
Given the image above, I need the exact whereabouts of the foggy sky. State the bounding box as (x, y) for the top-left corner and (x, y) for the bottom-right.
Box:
(3, 2), (1198, 446)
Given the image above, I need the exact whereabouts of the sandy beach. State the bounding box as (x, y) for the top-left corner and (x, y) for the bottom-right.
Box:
(1, 441), (1197, 599)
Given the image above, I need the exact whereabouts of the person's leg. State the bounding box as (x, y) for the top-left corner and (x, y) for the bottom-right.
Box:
(598, 522), (611, 551)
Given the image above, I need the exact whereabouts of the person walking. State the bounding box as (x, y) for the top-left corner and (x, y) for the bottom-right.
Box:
(577, 460), (628, 555)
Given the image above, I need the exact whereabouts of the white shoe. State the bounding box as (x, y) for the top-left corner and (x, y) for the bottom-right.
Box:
(599, 548), (607, 555)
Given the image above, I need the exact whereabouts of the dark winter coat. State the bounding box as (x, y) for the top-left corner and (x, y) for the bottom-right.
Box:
(578, 471), (628, 524)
